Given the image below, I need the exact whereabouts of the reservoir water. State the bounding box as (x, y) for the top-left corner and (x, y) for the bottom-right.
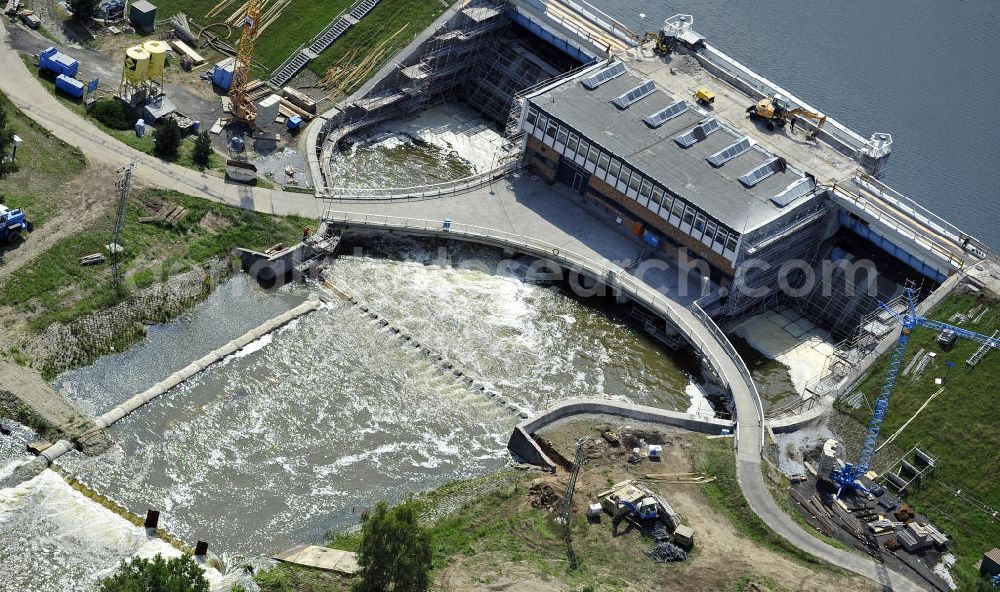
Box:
(593, 0), (1000, 250)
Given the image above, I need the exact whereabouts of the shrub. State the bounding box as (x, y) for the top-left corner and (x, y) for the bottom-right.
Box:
(192, 131), (212, 167)
(90, 99), (133, 131)
(355, 500), (432, 592)
(100, 554), (208, 592)
(153, 118), (182, 158)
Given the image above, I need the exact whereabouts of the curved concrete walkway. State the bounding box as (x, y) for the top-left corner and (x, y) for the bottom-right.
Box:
(0, 21), (924, 591)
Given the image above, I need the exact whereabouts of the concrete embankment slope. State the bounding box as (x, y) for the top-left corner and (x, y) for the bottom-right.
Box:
(0, 362), (110, 454)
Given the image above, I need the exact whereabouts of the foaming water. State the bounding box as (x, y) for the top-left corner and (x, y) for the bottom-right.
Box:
(31, 240), (704, 562)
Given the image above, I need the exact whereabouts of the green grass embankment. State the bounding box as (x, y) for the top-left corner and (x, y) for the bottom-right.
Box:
(308, 0), (449, 94)
(0, 90), (87, 227)
(835, 288), (1000, 588)
(0, 188), (314, 332)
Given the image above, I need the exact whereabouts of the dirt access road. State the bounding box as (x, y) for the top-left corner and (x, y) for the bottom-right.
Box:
(0, 18), (927, 591)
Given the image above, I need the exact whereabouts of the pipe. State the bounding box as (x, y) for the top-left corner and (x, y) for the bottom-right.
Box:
(94, 298), (322, 430)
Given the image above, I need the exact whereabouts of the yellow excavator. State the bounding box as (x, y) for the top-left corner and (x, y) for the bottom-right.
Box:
(639, 30), (673, 55)
(747, 94), (827, 139)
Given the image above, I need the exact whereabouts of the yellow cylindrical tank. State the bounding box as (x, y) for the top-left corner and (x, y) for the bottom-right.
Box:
(123, 45), (150, 84)
(143, 40), (168, 78)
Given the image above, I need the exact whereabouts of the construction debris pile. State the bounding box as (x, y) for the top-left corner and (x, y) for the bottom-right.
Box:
(645, 523), (688, 562)
(595, 479), (693, 564)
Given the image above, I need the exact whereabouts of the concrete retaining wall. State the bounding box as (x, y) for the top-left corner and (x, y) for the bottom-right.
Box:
(92, 299), (322, 432)
(507, 398), (735, 471)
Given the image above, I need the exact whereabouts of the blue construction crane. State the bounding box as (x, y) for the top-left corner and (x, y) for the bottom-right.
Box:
(831, 287), (1000, 493)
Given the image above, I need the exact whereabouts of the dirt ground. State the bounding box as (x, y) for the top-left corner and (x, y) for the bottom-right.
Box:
(438, 418), (880, 592)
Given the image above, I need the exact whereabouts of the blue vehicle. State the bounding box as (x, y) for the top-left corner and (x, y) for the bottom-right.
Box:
(0, 204), (32, 243)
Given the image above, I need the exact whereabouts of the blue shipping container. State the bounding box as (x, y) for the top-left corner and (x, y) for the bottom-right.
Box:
(39, 47), (80, 77)
(212, 59), (235, 90)
(287, 115), (302, 130)
(55, 74), (84, 98)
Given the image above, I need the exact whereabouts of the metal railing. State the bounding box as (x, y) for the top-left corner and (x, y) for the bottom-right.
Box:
(695, 44), (868, 157)
(320, 211), (767, 452)
(319, 156), (522, 201)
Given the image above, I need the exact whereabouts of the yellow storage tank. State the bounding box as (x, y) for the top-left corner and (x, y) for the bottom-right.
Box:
(123, 45), (150, 84)
(143, 40), (168, 78)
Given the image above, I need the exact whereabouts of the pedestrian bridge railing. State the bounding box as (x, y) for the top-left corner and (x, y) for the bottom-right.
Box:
(320, 211), (765, 452)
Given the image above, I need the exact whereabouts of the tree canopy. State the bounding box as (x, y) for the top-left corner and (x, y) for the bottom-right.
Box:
(68, 0), (99, 21)
(354, 500), (432, 592)
(153, 118), (182, 158)
(100, 554), (209, 592)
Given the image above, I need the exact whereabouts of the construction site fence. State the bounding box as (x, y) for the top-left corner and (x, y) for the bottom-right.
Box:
(320, 211), (766, 453)
(693, 43), (868, 159)
(318, 157), (522, 201)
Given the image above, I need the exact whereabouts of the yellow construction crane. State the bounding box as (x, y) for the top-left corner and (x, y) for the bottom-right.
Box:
(229, 0), (262, 125)
(747, 93), (828, 138)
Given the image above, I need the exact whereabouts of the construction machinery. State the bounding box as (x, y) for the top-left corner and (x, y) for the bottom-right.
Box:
(747, 93), (828, 138)
(600, 481), (659, 523)
(694, 87), (715, 106)
(229, 0), (263, 125)
(0, 204), (31, 243)
(830, 287), (1000, 493)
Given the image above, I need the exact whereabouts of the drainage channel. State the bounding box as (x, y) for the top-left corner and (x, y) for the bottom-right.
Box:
(322, 278), (528, 419)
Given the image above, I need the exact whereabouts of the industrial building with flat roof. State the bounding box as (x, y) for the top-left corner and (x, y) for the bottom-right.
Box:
(519, 59), (827, 281)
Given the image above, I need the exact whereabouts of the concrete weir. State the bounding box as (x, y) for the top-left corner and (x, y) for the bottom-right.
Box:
(508, 398), (735, 471)
(78, 299), (323, 440)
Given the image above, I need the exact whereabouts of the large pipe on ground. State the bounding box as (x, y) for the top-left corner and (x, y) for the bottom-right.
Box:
(94, 298), (322, 430)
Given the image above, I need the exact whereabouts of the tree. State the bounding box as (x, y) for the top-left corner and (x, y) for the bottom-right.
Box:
(192, 131), (212, 167)
(153, 118), (182, 158)
(354, 500), (432, 592)
(0, 101), (15, 178)
(100, 554), (208, 592)
(68, 0), (99, 21)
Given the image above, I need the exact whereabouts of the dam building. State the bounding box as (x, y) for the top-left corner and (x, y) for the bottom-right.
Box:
(315, 0), (994, 337)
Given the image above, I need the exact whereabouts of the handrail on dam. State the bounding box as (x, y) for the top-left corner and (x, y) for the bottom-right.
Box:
(320, 157), (523, 201)
(321, 211), (766, 453)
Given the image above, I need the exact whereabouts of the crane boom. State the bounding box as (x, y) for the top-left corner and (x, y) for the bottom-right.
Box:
(230, 0), (263, 124)
(831, 288), (1000, 492)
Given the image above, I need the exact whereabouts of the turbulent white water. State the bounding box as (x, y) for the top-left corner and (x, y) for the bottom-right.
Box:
(2, 239), (712, 588)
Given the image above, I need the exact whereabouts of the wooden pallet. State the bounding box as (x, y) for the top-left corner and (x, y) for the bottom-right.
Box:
(139, 203), (189, 224)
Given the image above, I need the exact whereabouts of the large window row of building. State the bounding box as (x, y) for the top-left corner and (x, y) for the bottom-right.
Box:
(523, 104), (741, 263)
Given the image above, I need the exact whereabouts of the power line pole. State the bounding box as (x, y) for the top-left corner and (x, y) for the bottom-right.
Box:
(110, 162), (137, 294)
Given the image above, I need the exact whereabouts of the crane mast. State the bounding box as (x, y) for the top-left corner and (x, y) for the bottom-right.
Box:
(832, 288), (1000, 492)
(230, 0), (263, 125)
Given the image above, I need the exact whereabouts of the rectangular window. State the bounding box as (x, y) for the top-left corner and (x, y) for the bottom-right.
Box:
(534, 114), (548, 139)
(693, 212), (707, 237)
(556, 126), (569, 147)
(617, 166), (631, 192)
(628, 172), (641, 197)
(566, 134), (579, 158)
(545, 119), (558, 140)
(672, 199), (685, 219)
(682, 205), (695, 225)
(727, 234), (739, 253)
(608, 159), (622, 183)
(639, 180), (652, 200)
(705, 221), (718, 242)
(597, 153), (610, 174)
(525, 107), (538, 128)
(577, 140), (590, 165)
(587, 145), (600, 166)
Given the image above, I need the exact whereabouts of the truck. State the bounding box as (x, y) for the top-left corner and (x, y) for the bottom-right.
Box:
(0, 204), (32, 243)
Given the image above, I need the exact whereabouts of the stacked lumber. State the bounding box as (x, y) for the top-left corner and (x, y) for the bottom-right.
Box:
(789, 488), (837, 536)
(139, 203), (189, 224)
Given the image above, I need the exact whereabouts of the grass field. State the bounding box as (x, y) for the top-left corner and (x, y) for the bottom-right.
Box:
(308, 0), (449, 91)
(0, 91), (87, 228)
(835, 288), (1000, 588)
(0, 188), (314, 332)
